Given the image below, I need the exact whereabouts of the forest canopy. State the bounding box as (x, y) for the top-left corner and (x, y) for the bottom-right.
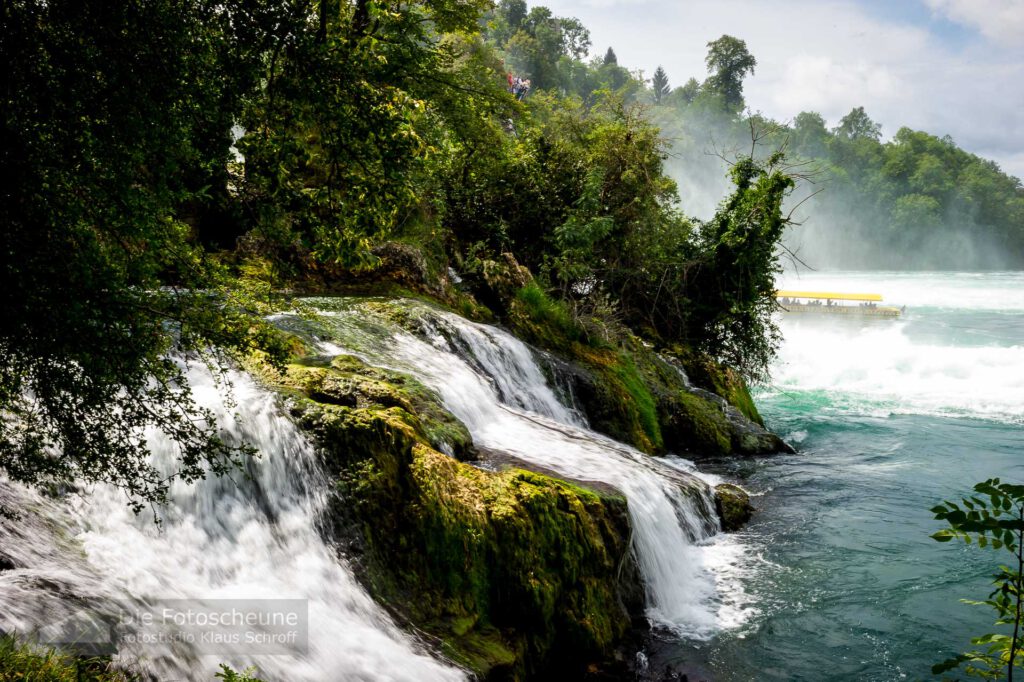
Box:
(2, 0), (1019, 506)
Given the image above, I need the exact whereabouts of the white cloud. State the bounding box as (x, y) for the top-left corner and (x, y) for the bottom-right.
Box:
(925, 0), (1024, 46)
(772, 55), (899, 122)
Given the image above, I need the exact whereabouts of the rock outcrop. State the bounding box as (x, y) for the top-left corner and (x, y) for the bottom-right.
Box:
(259, 353), (640, 680)
(715, 483), (754, 532)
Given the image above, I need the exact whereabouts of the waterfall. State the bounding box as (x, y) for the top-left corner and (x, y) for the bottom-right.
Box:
(308, 300), (748, 638)
(1, 296), (754, 682)
(0, 365), (465, 682)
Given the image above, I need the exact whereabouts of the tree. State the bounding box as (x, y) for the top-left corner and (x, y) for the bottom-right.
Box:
(603, 46), (618, 65)
(241, 0), (491, 263)
(499, 0), (527, 31)
(703, 35), (756, 112)
(0, 0), (288, 512)
(791, 111), (830, 158)
(559, 17), (591, 60)
(676, 77), (701, 105)
(652, 66), (670, 104)
(683, 151), (794, 381)
(834, 106), (882, 141)
(932, 479), (1024, 680)
(891, 193), (941, 230)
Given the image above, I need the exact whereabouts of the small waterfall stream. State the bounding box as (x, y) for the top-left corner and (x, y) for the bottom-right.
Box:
(0, 366), (465, 681)
(306, 299), (749, 637)
(0, 298), (754, 681)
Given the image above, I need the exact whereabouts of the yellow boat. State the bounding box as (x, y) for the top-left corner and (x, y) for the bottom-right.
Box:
(776, 290), (903, 318)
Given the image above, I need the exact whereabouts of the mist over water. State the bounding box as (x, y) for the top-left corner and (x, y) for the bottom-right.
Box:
(656, 270), (1024, 681)
(780, 212), (1020, 271)
(661, 116), (1020, 272)
(768, 271), (1024, 424)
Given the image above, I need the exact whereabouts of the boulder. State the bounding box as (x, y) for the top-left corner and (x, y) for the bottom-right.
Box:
(714, 483), (754, 532)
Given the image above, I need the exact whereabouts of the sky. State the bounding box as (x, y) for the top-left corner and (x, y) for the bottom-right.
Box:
(539, 0), (1024, 180)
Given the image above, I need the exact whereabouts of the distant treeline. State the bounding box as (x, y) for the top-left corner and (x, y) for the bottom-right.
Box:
(486, 0), (1024, 269)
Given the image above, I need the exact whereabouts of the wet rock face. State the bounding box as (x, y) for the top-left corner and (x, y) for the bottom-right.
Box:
(537, 348), (793, 458)
(264, 353), (640, 680)
(714, 483), (754, 532)
(683, 385), (795, 456)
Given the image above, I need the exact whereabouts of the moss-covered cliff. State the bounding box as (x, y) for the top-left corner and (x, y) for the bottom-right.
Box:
(259, 353), (639, 679)
(470, 257), (791, 458)
(283, 243), (791, 461)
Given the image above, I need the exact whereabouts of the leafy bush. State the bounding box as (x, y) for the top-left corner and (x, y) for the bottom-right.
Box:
(932, 479), (1024, 679)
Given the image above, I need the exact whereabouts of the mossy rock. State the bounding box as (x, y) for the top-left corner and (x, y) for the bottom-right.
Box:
(676, 350), (764, 427)
(500, 282), (783, 457)
(661, 391), (733, 457)
(715, 483), (754, 531)
(561, 346), (662, 455)
(283, 354), (475, 461)
(255, 353), (635, 679)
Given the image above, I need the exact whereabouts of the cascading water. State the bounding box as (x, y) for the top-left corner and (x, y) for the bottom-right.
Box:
(0, 365), (465, 682)
(300, 299), (753, 637)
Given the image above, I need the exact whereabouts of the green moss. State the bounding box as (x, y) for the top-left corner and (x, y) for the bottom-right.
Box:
(512, 282), (585, 349)
(377, 445), (630, 678)
(504, 285), (764, 456)
(607, 354), (661, 452)
(677, 350), (764, 426)
(577, 348), (663, 453)
(439, 625), (518, 676)
(278, 354), (475, 461)
(668, 392), (732, 457)
(715, 483), (754, 531)
(256, 352), (633, 679)
(724, 371), (763, 426)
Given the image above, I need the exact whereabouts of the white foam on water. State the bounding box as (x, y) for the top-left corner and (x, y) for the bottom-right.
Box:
(0, 366), (465, 682)
(777, 271), (1024, 312)
(770, 317), (1024, 423)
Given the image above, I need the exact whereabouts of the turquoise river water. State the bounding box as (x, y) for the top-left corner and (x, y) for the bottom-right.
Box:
(656, 271), (1024, 681)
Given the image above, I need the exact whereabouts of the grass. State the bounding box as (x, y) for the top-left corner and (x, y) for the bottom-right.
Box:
(0, 636), (132, 682)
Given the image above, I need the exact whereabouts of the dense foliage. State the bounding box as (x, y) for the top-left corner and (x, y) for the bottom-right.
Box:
(0, 0), (294, 511)
(0, 0), (802, 506)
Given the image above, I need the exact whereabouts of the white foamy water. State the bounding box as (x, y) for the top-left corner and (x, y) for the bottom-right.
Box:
(0, 366), (465, 682)
(311, 302), (753, 638)
(768, 271), (1024, 423)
